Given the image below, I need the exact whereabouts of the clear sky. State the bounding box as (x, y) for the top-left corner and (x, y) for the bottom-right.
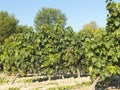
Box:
(0, 0), (119, 32)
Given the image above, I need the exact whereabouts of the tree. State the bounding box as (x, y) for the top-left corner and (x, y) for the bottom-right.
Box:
(36, 22), (65, 80)
(16, 25), (31, 33)
(59, 26), (75, 78)
(106, 0), (120, 32)
(0, 11), (19, 43)
(83, 21), (98, 29)
(0, 26), (39, 75)
(82, 21), (99, 34)
(59, 26), (82, 78)
(80, 0), (120, 89)
(34, 7), (67, 31)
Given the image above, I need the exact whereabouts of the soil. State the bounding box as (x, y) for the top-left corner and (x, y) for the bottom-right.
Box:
(0, 76), (91, 90)
(0, 75), (119, 90)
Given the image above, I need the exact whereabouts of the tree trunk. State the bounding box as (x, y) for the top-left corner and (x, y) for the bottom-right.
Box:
(77, 68), (80, 78)
(47, 75), (51, 81)
(11, 73), (19, 85)
(61, 74), (65, 79)
(91, 77), (100, 90)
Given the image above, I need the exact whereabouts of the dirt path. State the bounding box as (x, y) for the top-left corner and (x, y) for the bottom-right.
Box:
(0, 76), (91, 90)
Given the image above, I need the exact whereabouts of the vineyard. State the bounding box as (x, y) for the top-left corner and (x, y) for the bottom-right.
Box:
(0, 0), (120, 90)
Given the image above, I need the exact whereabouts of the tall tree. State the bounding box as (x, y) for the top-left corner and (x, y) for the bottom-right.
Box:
(0, 11), (19, 43)
(82, 21), (98, 33)
(34, 7), (67, 31)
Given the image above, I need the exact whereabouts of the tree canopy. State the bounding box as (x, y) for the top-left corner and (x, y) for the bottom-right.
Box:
(34, 7), (67, 31)
(0, 11), (19, 43)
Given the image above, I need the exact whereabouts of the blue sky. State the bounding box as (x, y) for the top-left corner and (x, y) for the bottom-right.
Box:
(0, 0), (119, 32)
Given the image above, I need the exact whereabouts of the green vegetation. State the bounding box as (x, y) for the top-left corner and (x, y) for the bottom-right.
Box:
(0, 11), (19, 43)
(48, 86), (72, 90)
(0, 0), (120, 90)
(0, 77), (8, 84)
(8, 87), (20, 90)
(19, 78), (34, 83)
(80, 81), (92, 86)
(34, 7), (67, 31)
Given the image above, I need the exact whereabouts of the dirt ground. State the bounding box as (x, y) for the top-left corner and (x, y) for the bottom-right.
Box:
(0, 76), (91, 90)
(0, 75), (119, 90)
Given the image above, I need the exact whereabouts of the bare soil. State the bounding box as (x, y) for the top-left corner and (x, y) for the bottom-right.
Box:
(0, 75), (119, 90)
(0, 76), (91, 90)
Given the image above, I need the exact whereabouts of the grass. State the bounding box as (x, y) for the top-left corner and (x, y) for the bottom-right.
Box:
(80, 81), (92, 86)
(46, 82), (59, 85)
(48, 86), (73, 90)
(0, 77), (8, 84)
(8, 87), (20, 90)
(17, 78), (34, 83)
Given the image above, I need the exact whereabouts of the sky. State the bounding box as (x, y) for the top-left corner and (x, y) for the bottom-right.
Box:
(0, 0), (119, 32)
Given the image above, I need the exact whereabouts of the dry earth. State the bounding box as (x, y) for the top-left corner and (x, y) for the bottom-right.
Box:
(0, 76), (91, 90)
(0, 75), (119, 90)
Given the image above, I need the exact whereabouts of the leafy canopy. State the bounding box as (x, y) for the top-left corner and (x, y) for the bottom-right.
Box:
(0, 11), (19, 43)
(34, 7), (67, 31)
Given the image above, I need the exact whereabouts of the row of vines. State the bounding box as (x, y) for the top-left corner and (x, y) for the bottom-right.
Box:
(0, 0), (120, 89)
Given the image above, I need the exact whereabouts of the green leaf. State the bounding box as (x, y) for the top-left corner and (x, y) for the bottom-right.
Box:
(115, 21), (120, 26)
(107, 65), (117, 74)
(116, 67), (120, 74)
